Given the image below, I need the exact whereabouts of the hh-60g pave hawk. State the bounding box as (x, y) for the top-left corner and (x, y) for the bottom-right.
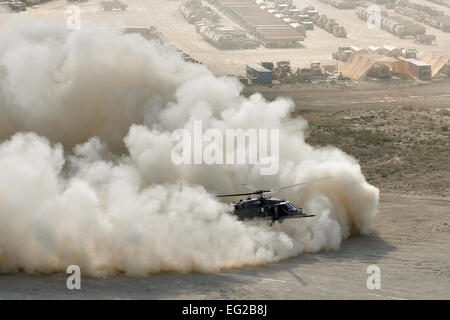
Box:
(217, 177), (332, 226)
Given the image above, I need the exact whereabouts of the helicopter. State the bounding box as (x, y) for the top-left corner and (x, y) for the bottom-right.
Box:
(217, 177), (332, 226)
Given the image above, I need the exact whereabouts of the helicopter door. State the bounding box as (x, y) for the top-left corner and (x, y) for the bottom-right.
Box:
(279, 204), (290, 217)
(273, 206), (279, 219)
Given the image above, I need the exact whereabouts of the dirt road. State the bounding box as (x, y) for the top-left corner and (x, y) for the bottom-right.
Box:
(246, 80), (450, 112)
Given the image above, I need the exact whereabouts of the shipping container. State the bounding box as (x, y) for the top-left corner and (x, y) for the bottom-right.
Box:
(246, 64), (273, 84)
(394, 58), (431, 79)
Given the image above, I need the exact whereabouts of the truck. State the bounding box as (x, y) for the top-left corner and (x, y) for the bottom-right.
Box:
(179, 0), (219, 24)
(8, 1), (27, 12)
(332, 46), (352, 62)
(295, 62), (327, 82)
(367, 64), (392, 79)
(401, 48), (417, 59)
(272, 61), (296, 83)
(331, 0), (362, 9)
(414, 34), (436, 44)
(395, 23), (426, 39)
(24, 0), (39, 5)
(333, 25), (347, 37)
(100, 0), (127, 11)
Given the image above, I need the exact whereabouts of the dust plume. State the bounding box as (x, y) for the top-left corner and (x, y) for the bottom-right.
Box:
(0, 18), (378, 276)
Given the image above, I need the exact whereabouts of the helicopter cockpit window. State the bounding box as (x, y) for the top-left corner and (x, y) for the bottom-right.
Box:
(284, 203), (296, 211)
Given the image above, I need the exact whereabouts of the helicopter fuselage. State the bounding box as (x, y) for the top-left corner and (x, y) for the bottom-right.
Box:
(231, 196), (315, 223)
(217, 177), (331, 225)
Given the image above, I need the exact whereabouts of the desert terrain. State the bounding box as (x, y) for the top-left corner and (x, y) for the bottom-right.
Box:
(0, 0), (449, 300)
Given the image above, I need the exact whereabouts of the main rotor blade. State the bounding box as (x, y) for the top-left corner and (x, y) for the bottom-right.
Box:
(267, 177), (333, 194)
(241, 184), (257, 191)
(216, 192), (256, 198)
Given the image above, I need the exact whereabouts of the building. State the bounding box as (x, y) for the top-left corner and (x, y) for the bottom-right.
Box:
(215, 0), (304, 47)
(246, 64), (272, 84)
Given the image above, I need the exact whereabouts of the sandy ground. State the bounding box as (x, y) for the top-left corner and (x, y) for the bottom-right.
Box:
(0, 0), (449, 299)
(0, 194), (448, 299)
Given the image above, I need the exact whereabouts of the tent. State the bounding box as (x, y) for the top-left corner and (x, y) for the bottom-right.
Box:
(340, 54), (397, 80)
